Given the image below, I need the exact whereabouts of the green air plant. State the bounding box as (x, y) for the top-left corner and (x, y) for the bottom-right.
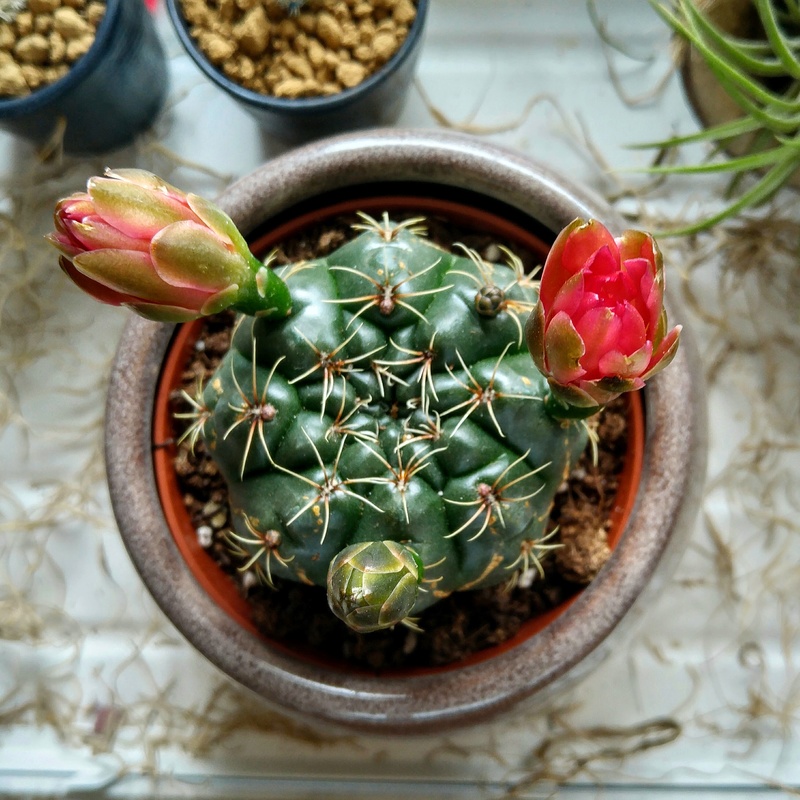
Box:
(636, 0), (800, 235)
(48, 170), (680, 634)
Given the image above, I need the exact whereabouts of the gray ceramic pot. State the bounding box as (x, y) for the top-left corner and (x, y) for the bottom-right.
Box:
(105, 129), (707, 735)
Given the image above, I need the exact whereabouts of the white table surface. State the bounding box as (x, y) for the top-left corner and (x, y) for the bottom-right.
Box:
(1, 0), (799, 797)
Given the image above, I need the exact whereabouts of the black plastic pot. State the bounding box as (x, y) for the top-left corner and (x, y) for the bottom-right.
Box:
(165, 0), (428, 143)
(0, 0), (168, 155)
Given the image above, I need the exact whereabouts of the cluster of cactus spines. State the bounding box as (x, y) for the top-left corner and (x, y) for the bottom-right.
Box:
(199, 213), (588, 633)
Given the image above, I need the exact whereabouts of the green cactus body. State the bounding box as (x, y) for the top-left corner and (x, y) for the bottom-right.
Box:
(200, 216), (587, 632)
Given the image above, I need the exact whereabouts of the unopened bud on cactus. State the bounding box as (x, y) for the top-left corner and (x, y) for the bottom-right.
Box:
(50, 174), (681, 636)
(47, 169), (291, 322)
(525, 218), (681, 417)
(328, 541), (424, 633)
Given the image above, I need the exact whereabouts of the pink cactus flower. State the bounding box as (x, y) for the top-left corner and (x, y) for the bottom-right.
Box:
(525, 218), (681, 410)
(48, 169), (291, 322)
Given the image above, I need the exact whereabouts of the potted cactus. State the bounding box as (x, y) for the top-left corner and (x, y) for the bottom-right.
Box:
(48, 130), (705, 733)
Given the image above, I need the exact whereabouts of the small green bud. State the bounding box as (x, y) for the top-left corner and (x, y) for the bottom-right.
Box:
(327, 541), (423, 633)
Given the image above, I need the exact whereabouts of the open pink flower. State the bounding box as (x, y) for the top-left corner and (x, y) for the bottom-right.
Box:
(48, 168), (290, 321)
(525, 218), (681, 409)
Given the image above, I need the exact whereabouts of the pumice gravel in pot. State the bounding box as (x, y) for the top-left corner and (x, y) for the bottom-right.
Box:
(0, 0), (167, 154)
(165, 0), (428, 142)
(48, 130), (706, 734)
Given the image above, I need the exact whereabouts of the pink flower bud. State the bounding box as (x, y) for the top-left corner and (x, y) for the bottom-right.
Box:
(526, 218), (681, 410)
(47, 169), (291, 321)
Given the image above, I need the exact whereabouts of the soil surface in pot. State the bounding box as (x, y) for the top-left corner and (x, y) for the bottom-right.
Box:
(168, 213), (629, 671)
(0, 0), (105, 97)
(179, 0), (416, 99)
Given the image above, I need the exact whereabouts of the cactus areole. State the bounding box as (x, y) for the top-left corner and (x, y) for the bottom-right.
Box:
(201, 214), (588, 633)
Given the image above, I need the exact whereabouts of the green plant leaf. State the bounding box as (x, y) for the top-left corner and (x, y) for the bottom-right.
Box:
(657, 156), (800, 236)
(669, 0), (800, 113)
(755, 0), (800, 79)
(628, 116), (763, 150)
(628, 144), (799, 175)
(721, 78), (800, 134)
(781, 0), (800, 26)
(682, 0), (787, 77)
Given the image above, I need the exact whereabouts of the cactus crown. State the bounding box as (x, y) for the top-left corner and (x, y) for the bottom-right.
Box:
(199, 213), (588, 632)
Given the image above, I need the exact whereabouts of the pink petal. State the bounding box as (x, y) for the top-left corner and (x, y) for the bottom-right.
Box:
(624, 257), (658, 329)
(72, 249), (210, 310)
(550, 271), (587, 319)
(65, 216), (151, 252)
(540, 218), (618, 311)
(59, 256), (134, 307)
(614, 302), (648, 354)
(87, 176), (201, 240)
(583, 244), (619, 277)
(573, 306), (621, 377)
(617, 229), (661, 278)
(643, 325), (681, 379)
(46, 231), (83, 259)
(562, 220), (618, 277)
(598, 341), (652, 379)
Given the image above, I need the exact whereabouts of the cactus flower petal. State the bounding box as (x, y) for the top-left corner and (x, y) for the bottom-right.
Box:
(127, 301), (210, 323)
(642, 325), (681, 380)
(48, 169), (293, 321)
(150, 220), (250, 290)
(187, 193), (253, 261)
(87, 176), (202, 240)
(527, 218), (680, 413)
(72, 249), (211, 310)
(58, 256), (137, 307)
(544, 311), (585, 384)
(65, 216), (152, 253)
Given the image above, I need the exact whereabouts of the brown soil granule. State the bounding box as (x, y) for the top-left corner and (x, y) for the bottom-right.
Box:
(167, 214), (628, 671)
(179, 0), (416, 99)
(0, 0), (105, 97)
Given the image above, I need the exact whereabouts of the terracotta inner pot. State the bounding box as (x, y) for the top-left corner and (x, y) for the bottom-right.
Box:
(150, 195), (645, 675)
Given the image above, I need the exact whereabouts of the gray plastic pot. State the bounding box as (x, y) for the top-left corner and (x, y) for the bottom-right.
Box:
(0, 0), (167, 155)
(105, 129), (707, 735)
(165, 0), (428, 142)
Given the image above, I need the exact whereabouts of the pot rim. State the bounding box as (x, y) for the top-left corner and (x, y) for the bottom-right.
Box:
(0, 0), (122, 117)
(105, 129), (707, 734)
(164, 0), (429, 114)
